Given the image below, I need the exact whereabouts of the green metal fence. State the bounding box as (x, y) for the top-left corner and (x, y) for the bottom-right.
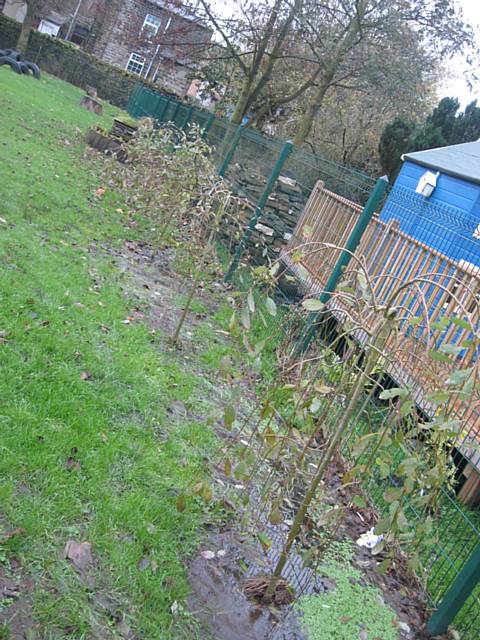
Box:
(125, 84), (480, 638)
(126, 86), (377, 205)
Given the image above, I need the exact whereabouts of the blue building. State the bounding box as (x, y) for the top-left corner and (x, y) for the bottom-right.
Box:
(380, 141), (480, 268)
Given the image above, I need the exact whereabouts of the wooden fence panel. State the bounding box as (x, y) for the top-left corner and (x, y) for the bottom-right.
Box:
(281, 180), (480, 470)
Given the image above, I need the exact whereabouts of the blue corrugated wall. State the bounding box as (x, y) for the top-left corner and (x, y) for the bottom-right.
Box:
(380, 161), (480, 267)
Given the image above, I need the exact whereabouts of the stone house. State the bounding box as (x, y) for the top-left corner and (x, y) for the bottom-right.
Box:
(1, 0), (212, 96)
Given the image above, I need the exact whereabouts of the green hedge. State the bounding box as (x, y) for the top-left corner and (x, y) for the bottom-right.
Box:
(22, 30), (177, 108)
(0, 13), (21, 49)
(0, 18), (178, 108)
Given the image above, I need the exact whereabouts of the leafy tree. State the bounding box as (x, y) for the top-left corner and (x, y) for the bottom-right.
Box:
(196, 0), (316, 125)
(378, 118), (414, 180)
(292, 0), (477, 146)
(380, 97), (480, 179)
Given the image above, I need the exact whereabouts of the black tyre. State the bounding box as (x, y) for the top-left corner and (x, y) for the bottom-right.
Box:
(2, 49), (22, 61)
(22, 61), (41, 79)
(0, 57), (23, 74)
(19, 62), (30, 75)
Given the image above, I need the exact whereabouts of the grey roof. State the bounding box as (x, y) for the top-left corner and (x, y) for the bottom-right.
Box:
(403, 141), (480, 185)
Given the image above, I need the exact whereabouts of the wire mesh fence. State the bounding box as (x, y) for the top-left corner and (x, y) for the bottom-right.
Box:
(125, 84), (480, 638)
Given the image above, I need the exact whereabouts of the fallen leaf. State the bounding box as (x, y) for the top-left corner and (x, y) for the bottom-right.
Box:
(99, 324), (110, 333)
(94, 188), (106, 197)
(200, 550), (215, 560)
(65, 457), (81, 471)
(1, 584), (19, 598)
(0, 217), (7, 225)
(64, 540), (93, 571)
(80, 371), (92, 381)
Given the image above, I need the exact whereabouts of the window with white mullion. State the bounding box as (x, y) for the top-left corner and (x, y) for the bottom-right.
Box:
(142, 13), (161, 38)
(126, 52), (145, 75)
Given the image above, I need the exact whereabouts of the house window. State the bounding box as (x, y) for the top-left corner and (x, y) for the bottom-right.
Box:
(70, 24), (90, 47)
(38, 19), (61, 37)
(126, 52), (145, 75)
(142, 13), (161, 38)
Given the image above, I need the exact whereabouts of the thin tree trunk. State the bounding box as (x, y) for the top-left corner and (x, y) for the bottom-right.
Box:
(17, 8), (36, 53)
(231, 78), (255, 125)
(262, 316), (393, 602)
(293, 73), (333, 146)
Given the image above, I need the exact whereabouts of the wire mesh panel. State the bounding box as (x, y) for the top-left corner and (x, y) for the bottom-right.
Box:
(123, 84), (480, 636)
(284, 147), (377, 206)
(224, 129), (285, 199)
(281, 176), (480, 637)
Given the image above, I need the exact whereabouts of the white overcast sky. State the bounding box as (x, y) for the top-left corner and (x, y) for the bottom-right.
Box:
(444, 0), (480, 105)
(209, 0), (480, 106)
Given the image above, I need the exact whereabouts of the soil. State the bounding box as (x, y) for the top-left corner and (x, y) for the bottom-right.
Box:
(188, 531), (306, 640)
(0, 560), (36, 638)
(0, 238), (444, 640)
(105, 239), (440, 640)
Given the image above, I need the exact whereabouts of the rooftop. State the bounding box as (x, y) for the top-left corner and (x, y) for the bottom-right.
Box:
(403, 140), (480, 185)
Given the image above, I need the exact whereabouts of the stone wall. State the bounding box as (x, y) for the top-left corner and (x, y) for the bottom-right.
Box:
(224, 164), (309, 263)
(91, 0), (210, 97)
(24, 30), (178, 107)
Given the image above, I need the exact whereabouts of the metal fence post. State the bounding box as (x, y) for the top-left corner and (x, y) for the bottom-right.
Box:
(296, 175), (389, 354)
(427, 543), (480, 635)
(171, 100), (181, 125)
(157, 96), (170, 123)
(202, 112), (215, 139)
(218, 124), (244, 177)
(127, 85), (142, 117)
(224, 140), (293, 282)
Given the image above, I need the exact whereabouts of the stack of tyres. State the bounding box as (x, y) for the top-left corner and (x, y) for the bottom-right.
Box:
(0, 49), (40, 78)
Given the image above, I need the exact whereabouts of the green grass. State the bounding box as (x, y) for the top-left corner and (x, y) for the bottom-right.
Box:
(298, 560), (400, 640)
(0, 70), (218, 638)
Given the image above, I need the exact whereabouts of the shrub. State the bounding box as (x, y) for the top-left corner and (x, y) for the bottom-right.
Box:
(0, 13), (21, 49)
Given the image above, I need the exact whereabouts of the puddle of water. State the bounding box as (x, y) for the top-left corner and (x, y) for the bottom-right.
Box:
(188, 531), (306, 640)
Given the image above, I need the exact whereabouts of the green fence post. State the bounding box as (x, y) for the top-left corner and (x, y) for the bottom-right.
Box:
(182, 106), (194, 130)
(427, 543), (480, 635)
(202, 112), (215, 139)
(296, 175), (389, 354)
(171, 100), (181, 124)
(218, 124), (244, 177)
(152, 93), (163, 120)
(224, 140), (294, 283)
(158, 97), (170, 123)
(127, 85), (142, 118)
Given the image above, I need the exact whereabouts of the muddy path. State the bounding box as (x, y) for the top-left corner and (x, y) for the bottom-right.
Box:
(104, 239), (438, 640)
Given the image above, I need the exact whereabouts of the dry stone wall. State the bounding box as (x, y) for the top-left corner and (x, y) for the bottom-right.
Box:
(224, 163), (309, 264)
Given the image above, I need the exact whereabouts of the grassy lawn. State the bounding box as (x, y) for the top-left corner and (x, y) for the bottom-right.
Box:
(0, 70), (219, 638)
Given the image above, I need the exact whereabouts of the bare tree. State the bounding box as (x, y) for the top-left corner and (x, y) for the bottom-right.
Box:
(196, 0), (309, 124)
(291, 0), (477, 145)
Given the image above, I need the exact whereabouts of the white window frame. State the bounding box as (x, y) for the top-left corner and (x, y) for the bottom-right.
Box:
(126, 52), (146, 75)
(142, 13), (161, 38)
